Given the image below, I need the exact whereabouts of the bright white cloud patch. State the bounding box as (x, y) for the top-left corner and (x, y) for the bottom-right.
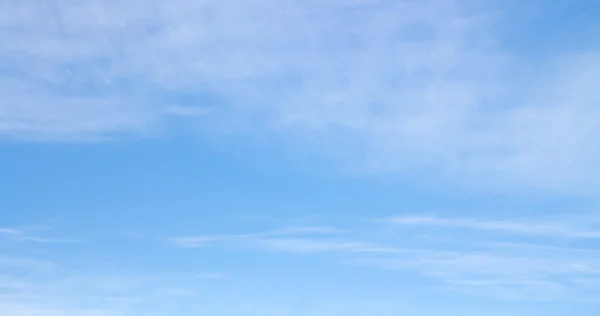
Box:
(1, 0), (599, 189)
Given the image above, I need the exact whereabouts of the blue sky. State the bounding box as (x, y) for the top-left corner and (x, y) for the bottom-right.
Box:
(1, 0), (600, 315)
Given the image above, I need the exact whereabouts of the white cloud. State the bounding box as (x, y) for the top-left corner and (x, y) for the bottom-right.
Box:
(0, 226), (80, 244)
(257, 237), (379, 254)
(0, 252), (136, 316)
(2, 0), (600, 190)
(170, 214), (600, 301)
(353, 241), (600, 301)
(169, 224), (373, 254)
(0, 249), (207, 316)
(0, 228), (22, 235)
(0, 226), (192, 316)
(195, 272), (228, 280)
(386, 215), (600, 239)
(169, 236), (227, 248)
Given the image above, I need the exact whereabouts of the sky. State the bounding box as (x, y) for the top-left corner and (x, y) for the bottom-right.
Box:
(1, 0), (600, 315)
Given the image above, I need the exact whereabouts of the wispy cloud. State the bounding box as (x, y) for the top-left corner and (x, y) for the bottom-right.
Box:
(2, 1), (599, 190)
(169, 236), (228, 248)
(169, 224), (361, 254)
(0, 227), (151, 315)
(0, 226), (80, 244)
(0, 247), (134, 315)
(386, 215), (600, 239)
(195, 272), (228, 280)
(169, 214), (600, 301)
(365, 215), (600, 301)
(349, 242), (600, 301)
(0, 238), (205, 316)
(0, 228), (22, 235)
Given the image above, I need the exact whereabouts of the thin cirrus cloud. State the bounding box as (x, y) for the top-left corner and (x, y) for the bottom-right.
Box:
(168, 225), (361, 254)
(0, 229), (127, 316)
(386, 215), (600, 239)
(169, 215), (600, 302)
(2, 0), (600, 190)
(0, 226), (80, 244)
(0, 228), (22, 235)
(0, 255), (160, 316)
(194, 272), (228, 280)
(0, 229), (226, 316)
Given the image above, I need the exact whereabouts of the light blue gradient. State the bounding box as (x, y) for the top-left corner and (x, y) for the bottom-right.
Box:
(1, 1), (600, 315)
